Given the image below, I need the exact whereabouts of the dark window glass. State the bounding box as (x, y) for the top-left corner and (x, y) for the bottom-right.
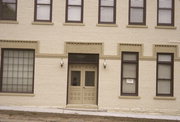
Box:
(1, 49), (35, 93)
(121, 52), (139, 96)
(34, 0), (52, 22)
(156, 53), (174, 96)
(0, 0), (17, 20)
(85, 71), (95, 86)
(99, 0), (116, 24)
(71, 71), (80, 86)
(66, 0), (83, 23)
(157, 0), (174, 26)
(129, 0), (146, 25)
(68, 54), (99, 64)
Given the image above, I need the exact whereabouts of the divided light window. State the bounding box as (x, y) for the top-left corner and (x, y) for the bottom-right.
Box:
(66, 0), (83, 23)
(121, 52), (139, 96)
(157, 0), (174, 26)
(0, 0), (17, 20)
(0, 49), (35, 93)
(129, 0), (146, 25)
(98, 0), (116, 24)
(34, 0), (52, 22)
(156, 53), (174, 96)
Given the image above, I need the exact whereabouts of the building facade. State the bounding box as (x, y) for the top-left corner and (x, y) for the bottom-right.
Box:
(0, 0), (180, 115)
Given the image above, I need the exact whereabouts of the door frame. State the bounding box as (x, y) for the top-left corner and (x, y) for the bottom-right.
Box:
(66, 53), (99, 106)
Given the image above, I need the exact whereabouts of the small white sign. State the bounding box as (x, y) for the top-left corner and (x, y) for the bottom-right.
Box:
(126, 79), (134, 84)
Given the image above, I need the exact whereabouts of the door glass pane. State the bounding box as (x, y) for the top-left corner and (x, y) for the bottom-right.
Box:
(159, 0), (172, 8)
(68, 6), (81, 21)
(2, 4), (16, 20)
(100, 7), (114, 22)
(85, 71), (95, 86)
(122, 79), (136, 93)
(130, 8), (143, 23)
(68, 0), (81, 5)
(158, 54), (171, 62)
(71, 71), (80, 86)
(158, 10), (171, 24)
(158, 80), (171, 94)
(158, 64), (171, 79)
(101, 0), (114, 6)
(37, 0), (50, 4)
(123, 53), (137, 61)
(131, 0), (143, 7)
(37, 5), (50, 20)
(123, 64), (136, 78)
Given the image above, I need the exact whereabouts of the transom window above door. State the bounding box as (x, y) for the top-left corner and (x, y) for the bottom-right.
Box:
(66, 0), (84, 23)
(34, 0), (53, 22)
(98, 0), (116, 24)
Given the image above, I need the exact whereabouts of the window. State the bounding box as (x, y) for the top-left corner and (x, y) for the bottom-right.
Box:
(0, 49), (35, 93)
(157, 0), (174, 26)
(66, 0), (83, 23)
(98, 0), (116, 24)
(121, 52), (139, 96)
(156, 53), (174, 96)
(129, 0), (146, 25)
(0, 0), (17, 20)
(34, 0), (52, 22)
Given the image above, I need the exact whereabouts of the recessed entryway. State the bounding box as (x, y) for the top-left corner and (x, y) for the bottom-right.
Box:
(67, 54), (99, 106)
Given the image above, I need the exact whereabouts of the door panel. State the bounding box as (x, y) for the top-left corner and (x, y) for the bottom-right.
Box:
(68, 64), (97, 105)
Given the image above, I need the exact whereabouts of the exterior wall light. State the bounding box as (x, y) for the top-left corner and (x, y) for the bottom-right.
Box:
(103, 59), (107, 69)
(60, 59), (64, 67)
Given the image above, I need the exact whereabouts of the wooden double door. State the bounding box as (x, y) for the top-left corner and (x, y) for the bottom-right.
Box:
(68, 64), (97, 105)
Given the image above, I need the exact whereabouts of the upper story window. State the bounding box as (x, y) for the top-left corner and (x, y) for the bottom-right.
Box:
(34, 0), (52, 22)
(157, 0), (174, 26)
(129, 0), (146, 25)
(156, 53), (174, 96)
(0, 0), (17, 20)
(0, 49), (35, 93)
(121, 52), (139, 96)
(66, 0), (83, 23)
(98, 0), (116, 24)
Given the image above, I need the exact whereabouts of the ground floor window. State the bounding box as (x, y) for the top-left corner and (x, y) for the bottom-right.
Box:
(0, 49), (35, 93)
(156, 53), (174, 96)
(121, 52), (139, 96)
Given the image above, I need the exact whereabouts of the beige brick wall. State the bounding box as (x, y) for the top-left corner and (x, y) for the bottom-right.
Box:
(0, 0), (180, 115)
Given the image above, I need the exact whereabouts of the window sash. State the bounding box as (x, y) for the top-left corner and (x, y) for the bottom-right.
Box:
(0, 49), (35, 93)
(66, 0), (83, 22)
(0, 0), (17, 20)
(157, 0), (174, 26)
(129, 0), (146, 25)
(156, 53), (173, 96)
(99, 0), (116, 24)
(121, 52), (139, 96)
(34, 0), (52, 22)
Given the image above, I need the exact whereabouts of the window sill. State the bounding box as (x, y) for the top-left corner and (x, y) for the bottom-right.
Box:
(155, 26), (177, 29)
(32, 22), (54, 25)
(63, 23), (85, 26)
(0, 93), (35, 97)
(0, 20), (19, 24)
(126, 25), (148, 28)
(119, 96), (141, 99)
(96, 24), (118, 27)
(154, 96), (176, 100)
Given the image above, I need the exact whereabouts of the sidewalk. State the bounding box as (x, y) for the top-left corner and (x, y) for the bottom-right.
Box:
(0, 106), (179, 121)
